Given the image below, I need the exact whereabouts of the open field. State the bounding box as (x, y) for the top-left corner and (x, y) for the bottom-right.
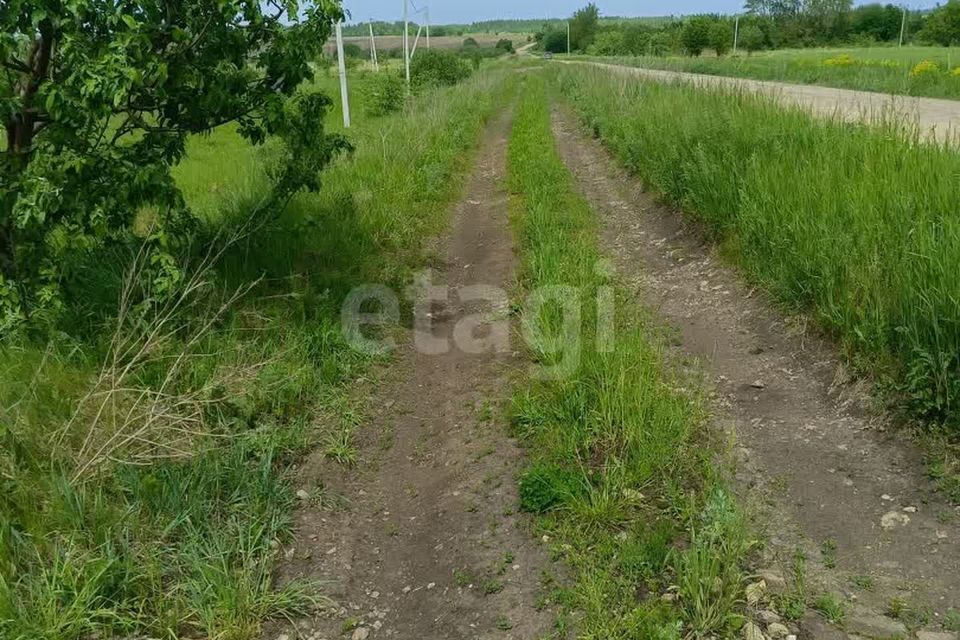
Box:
(584, 46), (960, 99)
(9, 13), (960, 640)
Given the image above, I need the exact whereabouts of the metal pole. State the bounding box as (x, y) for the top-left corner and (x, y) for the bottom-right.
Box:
(567, 21), (571, 55)
(411, 24), (423, 59)
(733, 16), (740, 54)
(335, 21), (350, 128)
(369, 22), (379, 71)
(899, 7), (907, 47)
(426, 7), (431, 48)
(403, 0), (410, 87)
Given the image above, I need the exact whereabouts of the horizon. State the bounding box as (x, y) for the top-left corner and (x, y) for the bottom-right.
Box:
(341, 0), (943, 26)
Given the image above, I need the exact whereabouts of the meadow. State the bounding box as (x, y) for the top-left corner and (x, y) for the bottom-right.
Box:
(586, 45), (960, 99)
(0, 65), (513, 639)
(554, 65), (960, 493)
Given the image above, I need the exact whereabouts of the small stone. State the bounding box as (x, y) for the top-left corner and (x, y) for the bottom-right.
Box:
(903, 506), (918, 513)
(541, 535), (551, 543)
(351, 628), (370, 640)
(767, 622), (790, 639)
(758, 610), (782, 625)
(427, 582), (436, 590)
(296, 489), (310, 500)
(277, 634), (290, 640)
(798, 612), (845, 640)
(402, 586), (412, 593)
(845, 612), (907, 638)
(751, 380), (767, 390)
(757, 570), (787, 593)
(746, 580), (767, 606)
(284, 548), (296, 560)
(744, 621), (765, 640)
(661, 592), (676, 602)
(881, 511), (910, 530)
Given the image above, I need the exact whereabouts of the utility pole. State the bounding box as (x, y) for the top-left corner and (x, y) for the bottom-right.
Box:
(899, 7), (907, 47)
(567, 21), (571, 55)
(335, 20), (350, 128)
(403, 0), (410, 88)
(733, 15), (740, 54)
(426, 7), (431, 48)
(369, 21), (379, 71)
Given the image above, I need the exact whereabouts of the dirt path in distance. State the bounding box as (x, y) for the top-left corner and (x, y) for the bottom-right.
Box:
(550, 106), (960, 639)
(560, 59), (960, 144)
(265, 108), (555, 640)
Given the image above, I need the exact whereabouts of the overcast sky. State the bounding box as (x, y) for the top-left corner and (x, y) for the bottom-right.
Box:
(342, 0), (942, 24)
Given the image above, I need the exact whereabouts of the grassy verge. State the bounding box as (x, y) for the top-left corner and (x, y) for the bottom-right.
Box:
(579, 45), (960, 99)
(0, 70), (513, 640)
(554, 65), (960, 498)
(507, 73), (750, 639)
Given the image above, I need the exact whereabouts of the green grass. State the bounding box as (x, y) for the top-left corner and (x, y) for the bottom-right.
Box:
(507, 72), (750, 639)
(556, 65), (960, 447)
(582, 45), (960, 99)
(0, 69), (514, 640)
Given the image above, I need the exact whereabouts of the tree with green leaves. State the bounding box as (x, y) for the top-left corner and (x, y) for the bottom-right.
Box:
(921, 0), (960, 46)
(738, 23), (767, 53)
(681, 16), (715, 56)
(1, 0), (350, 331)
(710, 20), (734, 55)
(570, 3), (600, 52)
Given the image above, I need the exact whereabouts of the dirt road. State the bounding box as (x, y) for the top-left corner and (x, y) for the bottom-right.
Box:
(560, 59), (960, 143)
(550, 106), (960, 637)
(265, 108), (554, 640)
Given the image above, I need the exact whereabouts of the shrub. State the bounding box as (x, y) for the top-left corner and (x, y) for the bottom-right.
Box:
(709, 21), (733, 56)
(495, 38), (515, 53)
(681, 17), (714, 56)
(362, 72), (406, 117)
(410, 49), (471, 90)
(911, 60), (941, 77)
(824, 53), (858, 67)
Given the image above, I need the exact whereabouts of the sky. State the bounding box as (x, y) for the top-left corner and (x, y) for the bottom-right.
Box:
(342, 0), (942, 25)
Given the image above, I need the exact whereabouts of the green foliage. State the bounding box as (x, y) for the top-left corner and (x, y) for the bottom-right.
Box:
(541, 28), (569, 54)
(410, 49), (472, 90)
(920, 0), (960, 46)
(0, 0), (349, 333)
(558, 65), (960, 430)
(361, 72), (406, 117)
(681, 16), (715, 56)
(710, 21), (734, 56)
(738, 24), (767, 53)
(518, 463), (586, 513)
(495, 38), (515, 53)
(570, 3), (601, 52)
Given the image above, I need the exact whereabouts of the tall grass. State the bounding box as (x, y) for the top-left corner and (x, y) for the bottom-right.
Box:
(508, 73), (749, 639)
(0, 70), (514, 640)
(584, 45), (960, 99)
(556, 66), (960, 433)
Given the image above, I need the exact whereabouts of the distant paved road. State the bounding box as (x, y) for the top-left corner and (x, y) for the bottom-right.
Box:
(560, 59), (960, 144)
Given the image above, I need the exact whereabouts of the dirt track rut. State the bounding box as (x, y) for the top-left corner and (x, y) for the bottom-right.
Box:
(266, 108), (554, 640)
(550, 106), (960, 636)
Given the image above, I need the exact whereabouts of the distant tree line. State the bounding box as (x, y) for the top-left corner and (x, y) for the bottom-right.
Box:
(534, 1), (960, 57)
